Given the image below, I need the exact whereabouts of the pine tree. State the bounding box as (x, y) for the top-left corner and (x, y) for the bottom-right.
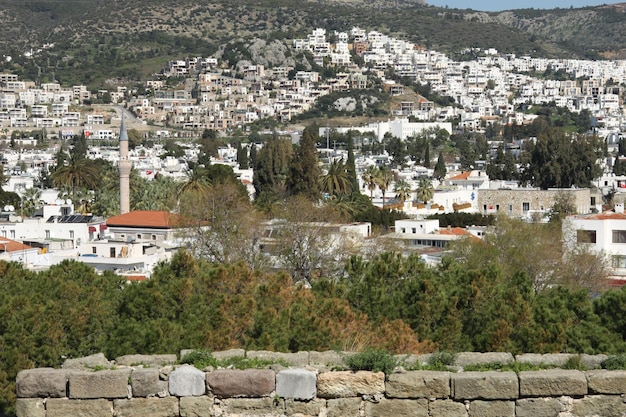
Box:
(286, 126), (321, 200)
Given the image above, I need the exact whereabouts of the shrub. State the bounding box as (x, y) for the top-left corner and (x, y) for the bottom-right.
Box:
(344, 348), (398, 374)
(602, 355), (626, 370)
(180, 350), (217, 369)
(427, 351), (456, 369)
(180, 350), (288, 370)
(563, 355), (586, 370)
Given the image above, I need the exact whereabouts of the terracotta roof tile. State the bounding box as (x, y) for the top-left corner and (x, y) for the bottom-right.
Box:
(578, 212), (626, 221)
(106, 210), (180, 228)
(439, 227), (472, 236)
(0, 239), (33, 253)
(449, 171), (472, 181)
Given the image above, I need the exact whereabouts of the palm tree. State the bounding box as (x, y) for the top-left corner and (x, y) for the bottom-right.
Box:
(51, 153), (99, 208)
(377, 166), (393, 207)
(394, 179), (412, 205)
(362, 165), (379, 200)
(416, 177), (435, 204)
(320, 159), (352, 197)
(177, 167), (212, 201)
(20, 187), (42, 217)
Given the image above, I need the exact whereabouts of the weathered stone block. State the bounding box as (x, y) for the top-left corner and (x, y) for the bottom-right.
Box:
(276, 369), (317, 400)
(317, 370), (385, 398)
(247, 350), (309, 366)
(169, 365), (206, 397)
(515, 398), (564, 417)
(206, 369), (275, 398)
(308, 350), (346, 367)
(69, 369), (131, 399)
(180, 396), (215, 417)
(386, 371), (450, 399)
(452, 371), (518, 400)
(207, 349), (246, 360)
(572, 394), (626, 417)
(364, 398), (428, 417)
(46, 398), (113, 417)
(519, 370), (587, 397)
(515, 353), (573, 367)
(586, 370), (626, 394)
(284, 398), (326, 416)
(580, 354), (608, 370)
(62, 353), (111, 370)
(468, 400), (514, 417)
(115, 354), (177, 367)
(455, 352), (514, 367)
(16, 368), (68, 398)
(326, 397), (361, 417)
(222, 398), (281, 415)
(15, 398), (45, 417)
(113, 397), (179, 417)
(429, 399), (468, 417)
(131, 368), (167, 398)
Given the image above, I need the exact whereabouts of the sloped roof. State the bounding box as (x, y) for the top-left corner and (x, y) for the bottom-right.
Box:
(449, 171), (472, 181)
(439, 227), (472, 236)
(106, 210), (180, 229)
(0, 239), (33, 253)
(577, 212), (626, 221)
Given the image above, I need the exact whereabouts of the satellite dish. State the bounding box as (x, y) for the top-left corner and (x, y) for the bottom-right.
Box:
(4, 205), (14, 212)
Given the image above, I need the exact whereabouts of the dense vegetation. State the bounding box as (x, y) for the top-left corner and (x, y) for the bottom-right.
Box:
(1, 241), (625, 414)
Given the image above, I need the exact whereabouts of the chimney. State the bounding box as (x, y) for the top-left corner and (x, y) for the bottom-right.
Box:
(616, 203), (624, 214)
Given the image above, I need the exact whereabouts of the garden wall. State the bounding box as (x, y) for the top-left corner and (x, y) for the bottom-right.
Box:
(15, 350), (626, 417)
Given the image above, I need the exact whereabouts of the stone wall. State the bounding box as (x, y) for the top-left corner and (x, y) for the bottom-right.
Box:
(477, 188), (591, 217)
(15, 350), (626, 417)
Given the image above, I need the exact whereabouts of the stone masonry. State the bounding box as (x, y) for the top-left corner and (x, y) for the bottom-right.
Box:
(15, 350), (626, 417)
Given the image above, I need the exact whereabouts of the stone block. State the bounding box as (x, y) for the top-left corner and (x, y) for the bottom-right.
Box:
(46, 398), (113, 417)
(115, 354), (177, 367)
(180, 396), (215, 417)
(206, 369), (275, 398)
(276, 369), (317, 400)
(452, 371), (518, 400)
(16, 368), (68, 398)
(247, 350), (309, 366)
(113, 397), (179, 416)
(308, 350), (346, 367)
(69, 369), (131, 399)
(62, 353), (111, 370)
(572, 394), (626, 417)
(386, 371), (450, 399)
(131, 368), (168, 397)
(586, 370), (626, 394)
(326, 397), (361, 417)
(364, 398), (428, 417)
(515, 353), (573, 367)
(429, 399), (468, 417)
(519, 370), (587, 397)
(222, 398), (281, 415)
(169, 365), (206, 397)
(455, 352), (514, 367)
(207, 349), (246, 360)
(515, 398), (564, 417)
(317, 370), (385, 398)
(15, 398), (45, 417)
(468, 400), (515, 417)
(284, 398), (326, 416)
(580, 354), (608, 370)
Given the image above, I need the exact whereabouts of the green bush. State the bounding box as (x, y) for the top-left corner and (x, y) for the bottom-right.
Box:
(428, 351), (456, 369)
(179, 350), (218, 369)
(602, 355), (626, 370)
(179, 350), (288, 370)
(563, 355), (586, 370)
(344, 348), (397, 374)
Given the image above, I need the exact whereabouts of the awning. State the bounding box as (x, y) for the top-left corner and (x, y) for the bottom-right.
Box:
(88, 226), (97, 232)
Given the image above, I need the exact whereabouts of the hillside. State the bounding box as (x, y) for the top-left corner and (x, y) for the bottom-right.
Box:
(0, 0), (624, 87)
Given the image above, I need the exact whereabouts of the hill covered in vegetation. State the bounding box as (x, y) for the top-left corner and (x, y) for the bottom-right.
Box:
(0, 0), (624, 87)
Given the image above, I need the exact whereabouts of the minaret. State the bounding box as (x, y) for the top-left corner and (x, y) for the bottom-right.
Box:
(118, 113), (132, 214)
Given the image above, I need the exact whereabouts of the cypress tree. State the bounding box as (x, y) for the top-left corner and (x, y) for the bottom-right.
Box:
(346, 133), (359, 193)
(434, 152), (446, 180)
(424, 143), (431, 168)
(286, 126), (321, 200)
(236, 143), (249, 169)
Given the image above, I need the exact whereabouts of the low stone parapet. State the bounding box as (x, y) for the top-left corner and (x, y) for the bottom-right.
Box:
(14, 351), (626, 417)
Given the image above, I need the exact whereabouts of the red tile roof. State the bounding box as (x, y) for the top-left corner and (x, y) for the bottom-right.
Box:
(106, 210), (181, 228)
(579, 212), (626, 221)
(439, 227), (472, 236)
(0, 239), (33, 253)
(449, 171), (472, 181)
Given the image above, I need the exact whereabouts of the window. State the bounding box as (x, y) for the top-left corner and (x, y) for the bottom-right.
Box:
(495, 205), (500, 211)
(613, 255), (626, 269)
(92, 246), (97, 254)
(411, 228), (416, 233)
(577, 230), (597, 243)
(69, 230), (74, 239)
(591, 197), (596, 206)
(401, 228), (406, 233)
(110, 247), (116, 257)
(522, 202), (530, 213)
(10, 230), (15, 239)
(612, 230), (626, 243)
(45, 230), (50, 239)
(508, 204), (513, 213)
(152, 235), (157, 240)
(137, 234), (142, 239)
